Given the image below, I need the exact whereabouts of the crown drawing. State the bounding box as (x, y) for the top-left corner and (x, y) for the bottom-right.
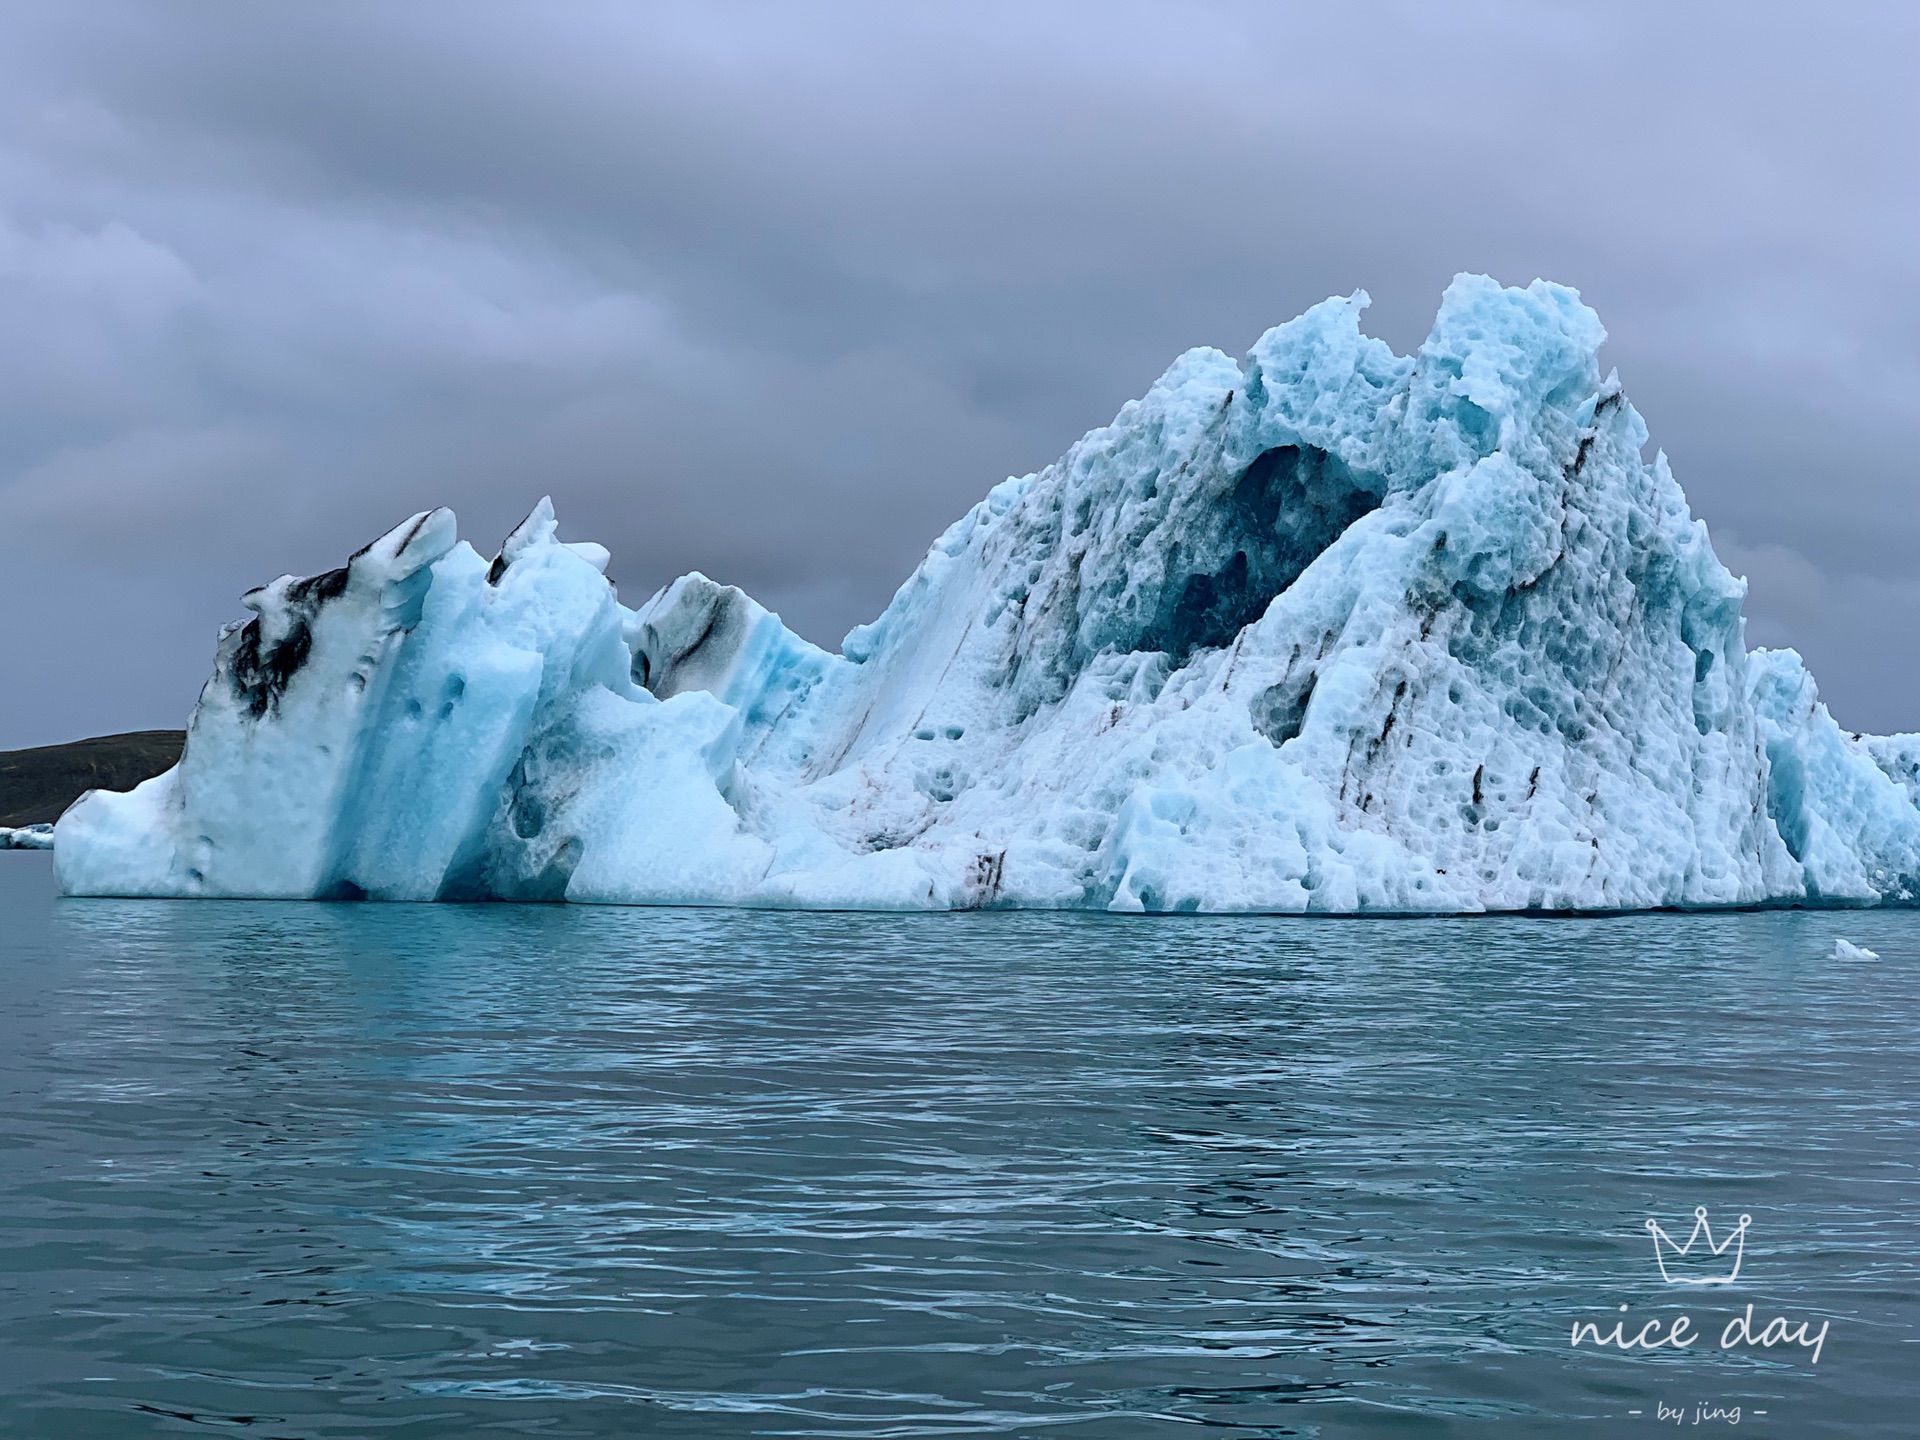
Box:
(1646, 1207), (1750, 1285)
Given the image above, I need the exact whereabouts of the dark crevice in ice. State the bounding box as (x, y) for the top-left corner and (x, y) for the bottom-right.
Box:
(1252, 669), (1316, 747)
(1131, 444), (1381, 672)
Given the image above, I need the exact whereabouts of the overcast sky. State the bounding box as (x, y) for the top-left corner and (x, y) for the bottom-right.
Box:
(1, 1), (1914, 748)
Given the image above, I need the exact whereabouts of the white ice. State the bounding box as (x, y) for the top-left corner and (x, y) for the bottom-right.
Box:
(1, 824), (54, 850)
(53, 276), (1920, 912)
(1830, 939), (1879, 960)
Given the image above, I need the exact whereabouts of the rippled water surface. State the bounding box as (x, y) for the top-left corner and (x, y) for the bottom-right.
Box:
(2, 854), (1917, 1437)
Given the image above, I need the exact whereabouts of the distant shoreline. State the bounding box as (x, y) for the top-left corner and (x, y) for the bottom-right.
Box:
(0, 731), (183, 828)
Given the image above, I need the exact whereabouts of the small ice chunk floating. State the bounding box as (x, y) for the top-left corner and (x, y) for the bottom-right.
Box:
(54, 277), (1920, 912)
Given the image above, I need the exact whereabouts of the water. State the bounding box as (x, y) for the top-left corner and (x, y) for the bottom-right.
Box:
(2, 853), (1916, 1437)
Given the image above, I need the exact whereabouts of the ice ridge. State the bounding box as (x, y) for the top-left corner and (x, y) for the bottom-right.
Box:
(53, 276), (1920, 912)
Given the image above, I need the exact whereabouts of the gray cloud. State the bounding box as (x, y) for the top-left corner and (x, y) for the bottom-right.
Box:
(2, 0), (1915, 745)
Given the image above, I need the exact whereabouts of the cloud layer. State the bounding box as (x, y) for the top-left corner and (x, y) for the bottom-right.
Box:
(2, 1), (1915, 745)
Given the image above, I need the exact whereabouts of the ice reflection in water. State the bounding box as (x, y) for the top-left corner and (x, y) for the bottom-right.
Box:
(1, 852), (1916, 1437)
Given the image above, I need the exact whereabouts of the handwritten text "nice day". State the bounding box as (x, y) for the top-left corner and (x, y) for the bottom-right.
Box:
(1571, 1304), (1829, 1364)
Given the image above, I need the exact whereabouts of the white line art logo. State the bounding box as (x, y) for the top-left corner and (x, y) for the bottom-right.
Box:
(1646, 1206), (1750, 1285)
(1571, 1207), (1831, 1366)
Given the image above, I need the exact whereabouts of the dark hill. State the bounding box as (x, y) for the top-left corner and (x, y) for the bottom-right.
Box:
(0, 731), (186, 827)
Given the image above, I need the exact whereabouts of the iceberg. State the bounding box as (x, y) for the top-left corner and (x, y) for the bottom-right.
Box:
(53, 276), (1920, 912)
(1, 824), (54, 850)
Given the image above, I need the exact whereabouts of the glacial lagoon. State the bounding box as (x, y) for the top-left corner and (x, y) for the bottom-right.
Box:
(3, 852), (1917, 1437)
